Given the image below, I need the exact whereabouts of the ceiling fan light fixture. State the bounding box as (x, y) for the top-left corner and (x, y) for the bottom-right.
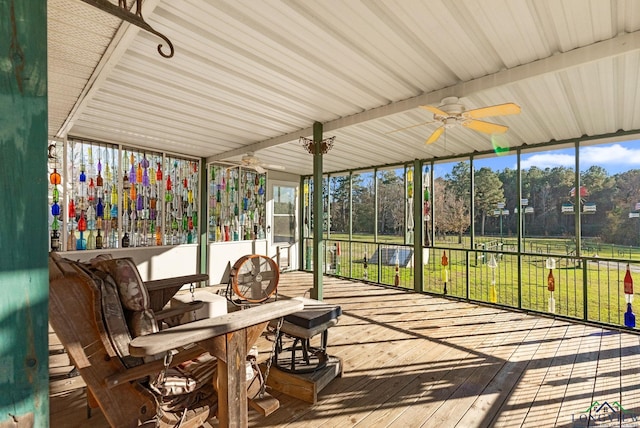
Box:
(444, 117), (459, 128)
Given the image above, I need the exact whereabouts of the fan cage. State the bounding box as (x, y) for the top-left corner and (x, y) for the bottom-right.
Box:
(230, 254), (279, 303)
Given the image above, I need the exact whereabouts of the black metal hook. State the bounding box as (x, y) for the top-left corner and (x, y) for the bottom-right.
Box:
(81, 0), (175, 58)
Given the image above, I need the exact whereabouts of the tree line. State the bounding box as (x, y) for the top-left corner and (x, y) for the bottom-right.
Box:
(326, 164), (640, 247)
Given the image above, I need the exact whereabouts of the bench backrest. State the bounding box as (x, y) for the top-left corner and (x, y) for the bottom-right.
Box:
(48, 253), (156, 427)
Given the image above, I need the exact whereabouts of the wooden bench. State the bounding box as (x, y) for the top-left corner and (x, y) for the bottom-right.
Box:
(49, 253), (302, 427)
(144, 273), (208, 313)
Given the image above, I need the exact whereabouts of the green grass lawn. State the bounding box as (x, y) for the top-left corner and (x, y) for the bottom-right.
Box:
(311, 234), (640, 329)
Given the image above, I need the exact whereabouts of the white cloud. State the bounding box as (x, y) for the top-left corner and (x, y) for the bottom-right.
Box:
(519, 142), (640, 173)
(520, 153), (575, 170)
(580, 143), (640, 166)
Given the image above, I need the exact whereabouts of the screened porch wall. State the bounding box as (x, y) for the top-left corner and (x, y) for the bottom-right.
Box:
(302, 139), (640, 331)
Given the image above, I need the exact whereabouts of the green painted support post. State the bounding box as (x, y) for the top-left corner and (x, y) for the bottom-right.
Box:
(574, 142), (582, 259)
(412, 160), (423, 293)
(516, 149), (523, 309)
(0, 0), (49, 425)
(348, 173), (353, 278)
(199, 158), (208, 277)
(298, 176), (306, 270)
(467, 157), (475, 299)
(312, 122), (324, 301)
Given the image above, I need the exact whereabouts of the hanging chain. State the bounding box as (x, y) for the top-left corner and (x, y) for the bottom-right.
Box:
(160, 351), (173, 389)
(153, 394), (162, 428)
(153, 351), (174, 427)
(260, 316), (284, 398)
(190, 282), (197, 320)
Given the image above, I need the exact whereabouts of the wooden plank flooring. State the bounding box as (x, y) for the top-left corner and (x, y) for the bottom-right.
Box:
(50, 272), (640, 427)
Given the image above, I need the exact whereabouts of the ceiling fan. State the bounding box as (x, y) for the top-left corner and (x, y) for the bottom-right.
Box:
(416, 97), (521, 145)
(237, 152), (285, 174)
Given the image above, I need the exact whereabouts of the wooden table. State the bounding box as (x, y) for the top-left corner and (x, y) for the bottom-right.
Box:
(130, 299), (304, 428)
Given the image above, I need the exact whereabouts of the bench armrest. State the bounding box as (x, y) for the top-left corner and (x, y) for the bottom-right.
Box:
(144, 273), (208, 293)
(144, 273), (209, 313)
(105, 346), (205, 388)
(130, 299), (303, 357)
(155, 300), (205, 322)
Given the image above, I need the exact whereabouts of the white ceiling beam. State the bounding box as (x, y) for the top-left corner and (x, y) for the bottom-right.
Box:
(208, 30), (640, 162)
(55, 0), (164, 138)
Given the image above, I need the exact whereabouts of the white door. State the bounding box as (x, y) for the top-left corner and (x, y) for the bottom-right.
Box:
(268, 181), (298, 271)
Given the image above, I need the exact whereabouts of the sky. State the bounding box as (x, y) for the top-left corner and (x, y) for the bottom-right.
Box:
(434, 139), (640, 177)
(520, 141), (640, 173)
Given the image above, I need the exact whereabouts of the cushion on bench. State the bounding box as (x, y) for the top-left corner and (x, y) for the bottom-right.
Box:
(283, 297), (342, 329)
(93, 257), (159, 338)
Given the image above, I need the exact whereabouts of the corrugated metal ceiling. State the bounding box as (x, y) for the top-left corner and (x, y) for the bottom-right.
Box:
(48, 0), (640, 175)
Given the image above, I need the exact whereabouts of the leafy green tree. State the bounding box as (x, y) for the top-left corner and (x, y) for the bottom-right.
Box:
(329, 175), (350, 234)
(497, 167), (518, 236)
(377, 169), (404, 236)
(521, 166), (545, 236)
(580, 166), (613, 238)
(352, 172), (374, 237)
(520, 166), (573, 236)
(581, 165), (611, 193)
(315, 147), (639, 249)
(474, 167), (504, 236)
(446, 162), (471, 202)
(607, 169), (640, 245)
(534, 166), (574, 236)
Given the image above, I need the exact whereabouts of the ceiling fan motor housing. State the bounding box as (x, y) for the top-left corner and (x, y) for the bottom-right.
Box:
(440, 97), (466, 115)
(242, 153), (258, 165)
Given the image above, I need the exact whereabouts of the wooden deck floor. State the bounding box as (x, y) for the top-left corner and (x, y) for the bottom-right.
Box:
(50, 272), (640, 427)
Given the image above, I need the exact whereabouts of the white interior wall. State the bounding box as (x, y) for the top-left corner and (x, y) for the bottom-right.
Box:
(207, 240), (269, 285)
(65, 244), (199, 282)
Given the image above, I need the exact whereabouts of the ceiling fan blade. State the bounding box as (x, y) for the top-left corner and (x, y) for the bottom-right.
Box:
(264, 164), (285, 171)
(225, 163), (239, 171)
(385, 121), (435, 134)
(420, 105), (449, 117)
(463, 119), (508, 134)
(465, 103), (521, 119)
(425, 126), (445, 145)
(255, 165), (266, 174)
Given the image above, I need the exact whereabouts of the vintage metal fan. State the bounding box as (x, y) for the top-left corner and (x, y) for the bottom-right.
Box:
(230, 254), (279, 303)
(419, 97), (521, 144)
